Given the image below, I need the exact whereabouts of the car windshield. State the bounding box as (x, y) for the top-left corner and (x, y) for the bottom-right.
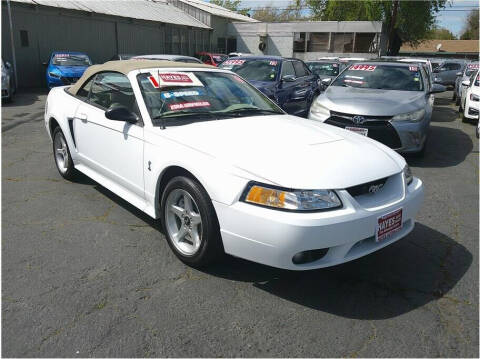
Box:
(331, 64), (424, 91)
(137, 71), (283, 126)
(52, 53), (91, 66)
(212, 55), (228, 64)
(307, 62), (340, 77)
(466, 64), (479, 76)
(219, 59), (280, 82)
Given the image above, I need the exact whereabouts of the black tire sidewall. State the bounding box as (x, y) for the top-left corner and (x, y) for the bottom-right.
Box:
(52, 127), (75, 180)
(160, 176), (222, 267)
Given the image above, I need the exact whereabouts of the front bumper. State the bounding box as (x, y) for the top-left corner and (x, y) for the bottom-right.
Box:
(465, 100), (479, 120)
(309, 111), (428, 153)
(2, 76), (10, 98)
(214, 175), (424, 270)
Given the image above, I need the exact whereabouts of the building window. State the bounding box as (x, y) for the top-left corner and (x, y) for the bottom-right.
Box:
(354, 33), (377, 53)
(293, 32), (307, 52)
(308, 33), (329, 52)
(227, 38), (237, 54)
(217, 37), (226, 53)
(20, 30), (29, 47)
(331, 33), (354, 53)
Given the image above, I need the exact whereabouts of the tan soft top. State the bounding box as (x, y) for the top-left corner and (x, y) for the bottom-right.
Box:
(68, 59), (213, 95)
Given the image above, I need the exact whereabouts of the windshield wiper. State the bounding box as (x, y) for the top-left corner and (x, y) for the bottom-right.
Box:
(218, 108), (282, 117)
(152, 111), (218, 128)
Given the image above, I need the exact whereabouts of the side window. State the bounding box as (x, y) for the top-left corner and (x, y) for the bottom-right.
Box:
(90, 72), (137, 115)
(450, 63), (461, 71)
(76, 77), (94, 100)
(281, 61), (296, 78)
(293, 61), (307, 77)
(302, 62), (312, 76)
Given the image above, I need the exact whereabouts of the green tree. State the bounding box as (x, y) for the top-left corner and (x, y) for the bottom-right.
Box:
(427, 27), (457, 40)
(460, 9), (479, 40)
(252, 1), (308, 22)
(305, 0), (447, 55)
(209, 0), (251, 16)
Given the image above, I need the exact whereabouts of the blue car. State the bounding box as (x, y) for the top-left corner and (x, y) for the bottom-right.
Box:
(219, 56), (320, 117)
(45, 51), (92, 89)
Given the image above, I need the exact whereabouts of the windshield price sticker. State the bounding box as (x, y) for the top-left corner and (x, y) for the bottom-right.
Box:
(55, 54), (71, 58)
(333, 63), (338, 67)
(149, 72), (204, 88)
(344, 79), (364, 85)
(161, 89), (203, 99)
(409, 66), (419, 72)
(269, 61), (278, 66)
(350, 64), (376, 71)
(223, 59), (245, 66)
(168, 101), (211, 111)
(468, 63), (479, 69)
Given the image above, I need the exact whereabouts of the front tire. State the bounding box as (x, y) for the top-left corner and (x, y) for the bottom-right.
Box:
(160, 176), (223, 267)
(52, 127), (76, 180)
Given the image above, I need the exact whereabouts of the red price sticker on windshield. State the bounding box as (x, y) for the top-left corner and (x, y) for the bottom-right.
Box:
(468, 63), (479, 69)
(223, 59), (245, 66)
(350, 64), (376, 71)
(409, 66), (418, 72)
(168, 101), (211, 111)
(150, 72), (204, 88)
(269, 61), (278, 66)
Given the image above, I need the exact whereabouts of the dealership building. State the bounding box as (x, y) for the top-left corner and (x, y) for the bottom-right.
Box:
(227, 21), (386, 61)
(1, 0), (256, 87)
(2, 0), (386, 88)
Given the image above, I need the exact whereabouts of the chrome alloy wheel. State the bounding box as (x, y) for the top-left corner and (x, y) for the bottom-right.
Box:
(54, 132), (69, 174)
(165, 189), (203, 256)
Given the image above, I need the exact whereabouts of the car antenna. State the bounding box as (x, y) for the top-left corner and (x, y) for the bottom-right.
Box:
(158, 71), (167, 130)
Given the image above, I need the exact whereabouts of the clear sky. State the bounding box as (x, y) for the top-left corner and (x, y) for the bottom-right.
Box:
(207, 0), (479, 37)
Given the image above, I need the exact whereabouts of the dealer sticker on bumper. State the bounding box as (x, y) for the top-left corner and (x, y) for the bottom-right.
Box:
(345, 126), (368, 136)
(376, 208), (403, 242)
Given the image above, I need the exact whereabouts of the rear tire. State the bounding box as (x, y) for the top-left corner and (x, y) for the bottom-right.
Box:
(160, 176), (223, 268)
(52, 126), (76, 180)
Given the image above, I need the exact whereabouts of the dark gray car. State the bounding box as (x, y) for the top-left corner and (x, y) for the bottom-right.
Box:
(309, 61), (445, 155)
(433, 60), (467, 87)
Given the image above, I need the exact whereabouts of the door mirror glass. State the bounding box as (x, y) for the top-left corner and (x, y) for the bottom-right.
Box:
(462, 80), (470, 86)
(105, 104), (138, 124)
(430, 84), (446, 94)
(5, 61), (12, 69)
(282, 74), (296, 82)
(321, 78), (332, 86)
(456, 72), (462, 77)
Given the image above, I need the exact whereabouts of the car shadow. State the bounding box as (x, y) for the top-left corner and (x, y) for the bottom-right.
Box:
(434, 96), (454, 107)
(1, 88), (48, 107)
(430, 106), (459, 123)
(406, 125), (473, 168)
(88, 182), (472, 320)
(201, 223), (472, 320)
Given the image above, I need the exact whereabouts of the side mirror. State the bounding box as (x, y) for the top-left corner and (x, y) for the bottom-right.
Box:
(321, 78), (332, 86)
(105, 104), (138, 124)
(5, 61), (12, 69)
(282, 75), (296, 82)
(462, 80), (470, 86)
(430, 84), (446, 94)
(456, 72), (462, 77)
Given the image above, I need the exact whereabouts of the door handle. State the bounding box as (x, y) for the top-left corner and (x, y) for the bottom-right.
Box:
(77, 113), (88, 121)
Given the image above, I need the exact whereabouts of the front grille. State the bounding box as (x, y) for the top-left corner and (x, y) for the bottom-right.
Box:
(325, 114), (402, 149)
(61, 76), (79, 85)
(346, 177), (388, 197)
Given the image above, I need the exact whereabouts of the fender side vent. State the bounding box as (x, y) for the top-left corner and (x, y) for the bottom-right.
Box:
(68, 119), (76, 148)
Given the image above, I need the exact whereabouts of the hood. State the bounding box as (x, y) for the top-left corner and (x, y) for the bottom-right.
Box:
(54, 65), (88, 77)
(322, 86), (427, 116)
(157, 115), (404, 189)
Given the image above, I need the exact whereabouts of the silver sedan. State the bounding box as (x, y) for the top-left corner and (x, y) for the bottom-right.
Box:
(309, 61), (445, 156)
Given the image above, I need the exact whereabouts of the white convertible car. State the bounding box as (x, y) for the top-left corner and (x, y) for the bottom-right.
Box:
(45, 60), (424, 270)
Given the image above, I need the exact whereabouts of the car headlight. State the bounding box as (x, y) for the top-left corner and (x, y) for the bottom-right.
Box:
(49, 72), (61, 79)
(404, 165), (413, 186)
(470, 93), (479, 102)
(310, 100), (330, 116)
(392, 108), (425, 122)
(241, 182), (342, 211)
(434, 77), (442, 82)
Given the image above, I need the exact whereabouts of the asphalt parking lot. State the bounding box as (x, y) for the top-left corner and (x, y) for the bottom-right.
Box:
(2, 89), (478, 357)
